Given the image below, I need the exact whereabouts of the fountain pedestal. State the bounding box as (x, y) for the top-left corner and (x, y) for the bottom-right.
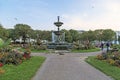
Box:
(47, 16), (72, 50)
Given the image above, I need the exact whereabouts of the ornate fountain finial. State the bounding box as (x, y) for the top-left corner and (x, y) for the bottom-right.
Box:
(54, 16), (63, 27)
(58, 16), (59, 22)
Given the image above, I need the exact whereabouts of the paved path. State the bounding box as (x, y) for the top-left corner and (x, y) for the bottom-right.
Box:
(31, 51), (113, 80)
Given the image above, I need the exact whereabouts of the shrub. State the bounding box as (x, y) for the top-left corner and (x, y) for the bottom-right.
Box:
(107, 59), (115, 65)
(32, 45), (47, 50)
(0, 50), (24, 65)
(0, 38), (4, 47)
(115, 60), (120, 67)
(73, 42), (96, 50)
(23, 48), (31, 59)
(0, 68), (5, 74)
(96, 54), (104, 60)
(97, 52), (108, 60)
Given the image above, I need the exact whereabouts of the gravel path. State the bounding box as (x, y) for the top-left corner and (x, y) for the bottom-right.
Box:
(31, 51), (113, 80)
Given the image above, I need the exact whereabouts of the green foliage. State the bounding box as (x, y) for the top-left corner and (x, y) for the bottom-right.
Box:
(73, 42), (85, 50)
(31, 49), (49, 53)
(0, 39), (4, 47)
(7, 29), (18, 43)
(102, 29), (115, 41)
(72, 48), (100, 53)
(73, 41), (96, 50)
(80, 30), (96, 41)
(61, 29), (72, 42)
(96, 53), (108, 60)
(1, 39), (11, 47)
(0, 56), (46, 80)
(0, 68), (5, 74)
(0, 39), (12, 53)
(95, 29), (115, 41)
(112, 44), (120, 50)
(0, 25), (9, 40)
(0, 50), (23, 65)
(69, 29), (79, 42)
(94, 29), (115, 41)
(14, 24), (32, 43)
(34, 30), (51, 41)
(32, 45), (47, 50)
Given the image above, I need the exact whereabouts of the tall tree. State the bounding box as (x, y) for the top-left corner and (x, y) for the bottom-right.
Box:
(80, 30), (95, 41)
(69, 29), (79, 42)
(0, 24), (9, 40)
(102, 29), (115, 41)
(94, 29), (104, 41)
(61, 29), (72, 42)
(7, 29), (18, 43)
(14, 24), (32, 43)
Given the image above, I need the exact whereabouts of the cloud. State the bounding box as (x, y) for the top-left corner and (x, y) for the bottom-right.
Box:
(1, 0), (120, 31)
(61, 0), (120, 31)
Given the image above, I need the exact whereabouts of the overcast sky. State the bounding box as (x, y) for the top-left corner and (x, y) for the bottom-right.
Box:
(0, 0), (120, 31)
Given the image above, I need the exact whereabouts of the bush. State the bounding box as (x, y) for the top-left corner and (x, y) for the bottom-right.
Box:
(0, 68), (5, 74)
(96, 52), (108, 60)
(0, 51), (23, 65)
(115, 60), (120, 67)
(73, 42), (96, 50)
(32, 45), (47, 50)
(0, 38), (4, 47)
(96, 54), (104, 60)
(107, 59), (115, 65)
(112, 44), (120, 49)
(0, 48), (26, 65)
(0, 68), (5, 75)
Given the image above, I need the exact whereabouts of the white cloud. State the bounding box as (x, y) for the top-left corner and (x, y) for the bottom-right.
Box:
(61, 0), (120, 31)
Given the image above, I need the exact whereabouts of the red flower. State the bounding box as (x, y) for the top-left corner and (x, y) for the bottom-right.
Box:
(23, 53), (30, 59)
(0, 63), (3, 67)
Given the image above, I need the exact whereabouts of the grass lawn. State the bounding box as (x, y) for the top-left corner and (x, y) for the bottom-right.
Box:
(86, 56), (120, 80)
(72, 48), (100, 53)
(16, 47), (49, 53)
(0, 56), (46, 80)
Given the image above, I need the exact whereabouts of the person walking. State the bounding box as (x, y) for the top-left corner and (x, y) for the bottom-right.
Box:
(101, 43), (104, 51)
(106, 42), (110, 52)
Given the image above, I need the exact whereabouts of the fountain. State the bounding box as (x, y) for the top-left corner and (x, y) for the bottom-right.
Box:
(47, 16), (72, 50)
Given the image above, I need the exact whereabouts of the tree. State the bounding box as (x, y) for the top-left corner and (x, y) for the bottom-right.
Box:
(79, 30), (97, 49)
(7, 29), (18, 43)
(80, 30), (96, 41)
(102, 29), (115, 41)
(34, 30), (51, 41)
(61, 29), (72, 42)
(69, 29), (79, 42)
(0, 24), (9, 40)
(94, 29), (104, 41)
(14, 24), (32, 43)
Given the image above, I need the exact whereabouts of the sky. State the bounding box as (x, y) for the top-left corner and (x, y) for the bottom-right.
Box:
(0, 0), (120, 31)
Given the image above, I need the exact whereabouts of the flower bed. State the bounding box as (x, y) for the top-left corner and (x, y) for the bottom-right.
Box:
(0, 48), (31, 74)
(96, 51), (120, 67)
